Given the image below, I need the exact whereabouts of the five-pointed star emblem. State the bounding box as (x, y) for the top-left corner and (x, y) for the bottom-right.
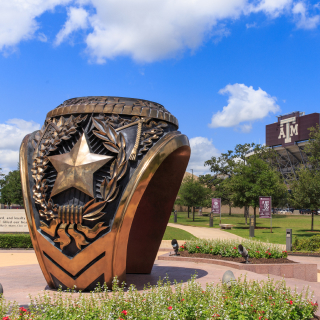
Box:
(48, 134), (113, 198)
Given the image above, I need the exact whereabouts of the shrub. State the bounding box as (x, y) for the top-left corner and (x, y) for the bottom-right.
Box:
(0, 274), (317, 319)
(292, 235), (320, 252)
(0, 234), (32, 248)
(180, 238), (287, 259)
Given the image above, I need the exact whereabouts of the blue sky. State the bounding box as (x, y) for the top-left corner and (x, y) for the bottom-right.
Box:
(1, 0), (320, 175)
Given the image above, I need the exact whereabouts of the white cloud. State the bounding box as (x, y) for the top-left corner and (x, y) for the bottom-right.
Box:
(187, 137), (220, 176)
(0, 0), (71, 51)
(38, 33), (48, 42)
(209, 83), (280, 132)
(83, 0), (247, 63)
(240, 123), (253, 133)
(55, 6), (89, 45)
(0, 0), (319, 61)
(249, 0), (292, 17)
(246, 22), (257, 28)
(0, 119), (40, 172)
(0, 150), (20, 174)
(292, 2), (320, 29)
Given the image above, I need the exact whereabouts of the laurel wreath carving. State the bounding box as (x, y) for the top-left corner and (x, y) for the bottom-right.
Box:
(139, 120), (168, 154)
(31, 115), (87, 220)
(31, 114), (162, 224)
(81, 117), (128, 221)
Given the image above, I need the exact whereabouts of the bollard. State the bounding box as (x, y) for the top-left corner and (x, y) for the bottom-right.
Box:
(209, 213), (213, 227)
(174, 211), (177, 223)
(0, 283), (3, 295)
(249, 215), (255, 237)
(286, 229), (292, 251)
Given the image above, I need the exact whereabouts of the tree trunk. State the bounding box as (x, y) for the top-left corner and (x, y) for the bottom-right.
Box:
(192, 207), (195, 222)
(229, 204), (231, 215)
(254, 207), (257, 228)
(244, 206), (248, 225)
(188, 206), (190, 218)
(311, 211), (314, 231)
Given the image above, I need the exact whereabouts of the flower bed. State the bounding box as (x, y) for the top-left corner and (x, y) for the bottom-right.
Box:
(0, 275), (318, 319)
(179, 238), (288, 260)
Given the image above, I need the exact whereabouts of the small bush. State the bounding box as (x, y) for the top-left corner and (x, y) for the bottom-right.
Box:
(0, 274), (317, 319)
(292, 235), (320, 252)
(180, 238), (287, 259)
(0, 234), (32, 248)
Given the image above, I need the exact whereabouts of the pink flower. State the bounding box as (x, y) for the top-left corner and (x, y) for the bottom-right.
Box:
(121, 310), (127, 316)
(196, 246), (200, 249)
(168, 306), (172, 310)
(289, 300), (293, 305)
(2, 317), (10, 320)
(19, 307), (27, 313)
(233, 247), (237, 249)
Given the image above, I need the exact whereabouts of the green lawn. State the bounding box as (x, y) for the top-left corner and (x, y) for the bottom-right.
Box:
(162, 225), (197, 240)
(168, 212), (320, 244)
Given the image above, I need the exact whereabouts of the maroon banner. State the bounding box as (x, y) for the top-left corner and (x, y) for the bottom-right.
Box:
(259, 197), (271, 218)
(211, 198), (221, 214)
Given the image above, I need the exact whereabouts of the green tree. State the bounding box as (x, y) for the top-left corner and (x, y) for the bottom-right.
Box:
(288, 125), (320, 231)
(0, 168), (5, 189)
(176, 176), (210, 221)
(304, 124), (320, 167)
(289, 168), (320, 231)
(199, 174), (233, 215)
(230, 155), (287, 228)
(213, 178), (233, 215)
(0, 169), (23, 206)
(205, 143), (277, 222)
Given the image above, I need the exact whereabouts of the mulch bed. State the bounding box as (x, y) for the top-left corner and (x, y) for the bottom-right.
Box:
(289, 251), (320, 257)
(179, 251), (296, 264)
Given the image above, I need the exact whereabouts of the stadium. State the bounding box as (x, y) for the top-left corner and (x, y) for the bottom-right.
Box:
(265, 111), (320, 183)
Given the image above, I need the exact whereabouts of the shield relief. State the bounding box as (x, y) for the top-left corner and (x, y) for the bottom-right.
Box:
(20, 97), (190, 291)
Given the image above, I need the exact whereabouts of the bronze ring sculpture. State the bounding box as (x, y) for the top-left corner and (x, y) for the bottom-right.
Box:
(20, 96), (190, 291)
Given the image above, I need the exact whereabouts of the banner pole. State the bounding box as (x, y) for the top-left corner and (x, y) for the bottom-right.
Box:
(270, 196), (272, 233)
(220, 198), (221, 225)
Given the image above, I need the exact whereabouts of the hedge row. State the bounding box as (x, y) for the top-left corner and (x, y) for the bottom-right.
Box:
(292, 234), (320, 252)
(0, 234), (33, 248)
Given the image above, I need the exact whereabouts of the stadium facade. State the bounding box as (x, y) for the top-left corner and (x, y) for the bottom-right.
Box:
(266, 111), (320, 183)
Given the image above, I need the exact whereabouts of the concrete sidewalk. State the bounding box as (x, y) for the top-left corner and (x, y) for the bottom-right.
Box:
(168, 222), (243, 241)
(167, 223), (286, 250)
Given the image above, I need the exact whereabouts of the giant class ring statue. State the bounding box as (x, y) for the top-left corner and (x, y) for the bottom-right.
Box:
(20, 96), (190, 291)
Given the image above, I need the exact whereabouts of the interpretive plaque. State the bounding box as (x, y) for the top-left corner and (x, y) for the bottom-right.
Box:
(0, 210), (28, 232)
